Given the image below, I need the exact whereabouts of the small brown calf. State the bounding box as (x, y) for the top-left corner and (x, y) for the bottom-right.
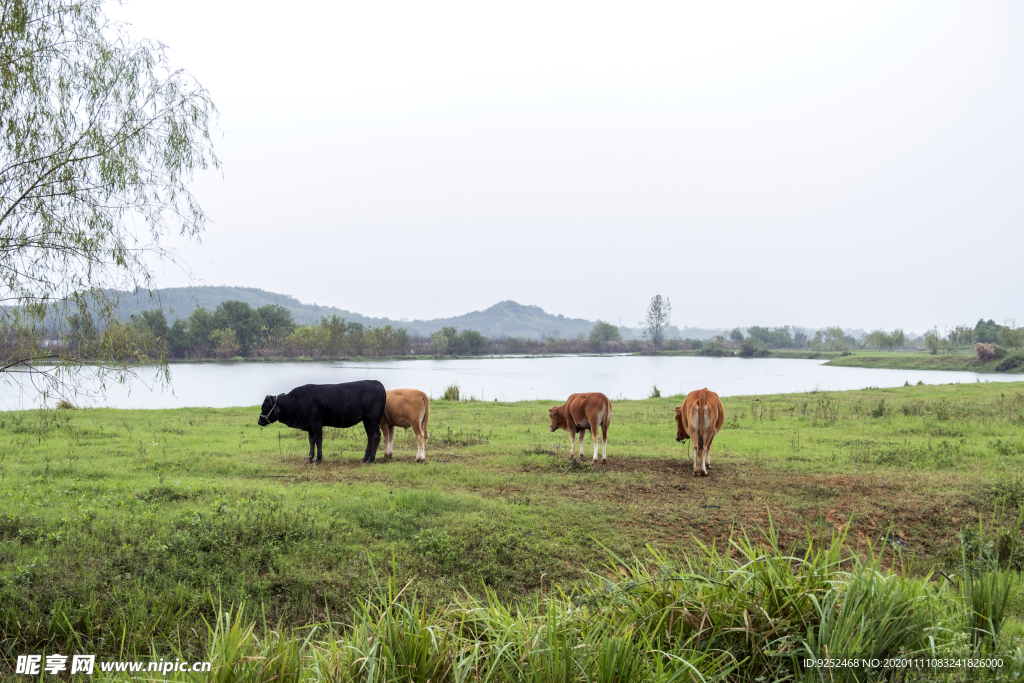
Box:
(549, 392), (612, 462)
(381, 388), (430, 462)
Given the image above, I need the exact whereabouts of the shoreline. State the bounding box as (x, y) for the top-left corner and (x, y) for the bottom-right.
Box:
(14, 350), (1023, 374)
(159, 349), (1023, 374)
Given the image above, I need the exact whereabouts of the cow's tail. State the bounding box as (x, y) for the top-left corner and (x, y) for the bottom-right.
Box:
(422, 395), (430, 440)
(697, 391), (706, 455)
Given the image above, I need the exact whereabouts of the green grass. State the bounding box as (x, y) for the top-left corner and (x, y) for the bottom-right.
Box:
(2, 382), (1024, 674)
(655, 349), (849, 360)
(826, 350), (1024, 373)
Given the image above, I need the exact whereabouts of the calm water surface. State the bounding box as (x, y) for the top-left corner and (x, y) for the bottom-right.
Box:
(2, 356), (1022, 410)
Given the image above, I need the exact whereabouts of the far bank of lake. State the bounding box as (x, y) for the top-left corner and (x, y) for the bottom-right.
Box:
(160, 348), (1024, 375)
(2, 355), (1023, 410)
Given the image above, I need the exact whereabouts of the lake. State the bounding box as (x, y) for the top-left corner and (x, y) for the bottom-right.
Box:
(1, 355), (1022, 410)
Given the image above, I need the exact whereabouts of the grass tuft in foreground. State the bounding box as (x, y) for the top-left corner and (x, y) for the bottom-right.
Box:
(84, 526), (1024, 682)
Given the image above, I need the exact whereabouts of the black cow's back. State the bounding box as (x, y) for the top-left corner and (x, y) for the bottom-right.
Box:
(280, 380), (386, 430)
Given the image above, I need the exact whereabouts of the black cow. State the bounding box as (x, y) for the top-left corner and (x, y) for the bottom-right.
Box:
(257, 380), (386, 463)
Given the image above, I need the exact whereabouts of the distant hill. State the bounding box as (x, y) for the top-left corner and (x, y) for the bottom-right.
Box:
(115, 286), (380, 327)
(412, 300), (598, 339)
(113, 286), (808, 341)
(115, 287), (606, 339)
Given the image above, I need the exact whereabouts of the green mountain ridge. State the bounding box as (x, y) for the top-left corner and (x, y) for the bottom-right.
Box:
(114, 286), (713, 340)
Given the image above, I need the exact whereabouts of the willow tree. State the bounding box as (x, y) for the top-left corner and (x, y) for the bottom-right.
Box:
(0, 0), (218, 398)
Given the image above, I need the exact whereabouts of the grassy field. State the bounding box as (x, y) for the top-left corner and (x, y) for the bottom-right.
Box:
(825, 351), (1024, 373)
(2, 382), (1024, 677)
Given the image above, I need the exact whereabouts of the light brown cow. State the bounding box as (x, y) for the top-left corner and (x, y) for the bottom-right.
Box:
(381, 388), (430, 462)
(549, 392), (612, 462)
(674, 388), (724, 477)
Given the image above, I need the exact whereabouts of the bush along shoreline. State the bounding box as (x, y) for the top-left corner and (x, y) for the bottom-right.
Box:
(6, 300), (1023, 370)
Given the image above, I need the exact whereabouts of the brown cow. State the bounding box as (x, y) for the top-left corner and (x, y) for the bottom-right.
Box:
(380, 388), (430, 462)
(549, 392), (612, 462)
(674, 388), (724, 477)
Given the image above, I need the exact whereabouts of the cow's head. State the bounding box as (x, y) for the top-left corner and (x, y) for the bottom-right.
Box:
(549, 406), (567, 432)
(673, 407), (689, 442)
(258, 394), (280, 426)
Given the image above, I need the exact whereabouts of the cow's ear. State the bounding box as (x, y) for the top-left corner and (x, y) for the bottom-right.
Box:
(673, 407), (681, 415)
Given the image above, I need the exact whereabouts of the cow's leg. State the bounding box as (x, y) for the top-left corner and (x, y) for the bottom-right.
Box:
(601, 421), (609, 461)
(307, 431), (316, 463)
(568, 429), (576, 459)
(586, 409), (602, 462)
(705, 434), (715, 471)
(693, 443), (702, 477)
(314, 425), (324, 464)
(382, 423), (394, 459)
(379, 418), (391, 458)
(412, 422), (426, 462)
(362, 419), (381, 463)
(699, 433), (710, 476)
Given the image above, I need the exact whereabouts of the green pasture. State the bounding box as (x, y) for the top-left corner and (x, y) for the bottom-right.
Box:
(825, 351), (1024, 373)
(1, 382), (1024, 672)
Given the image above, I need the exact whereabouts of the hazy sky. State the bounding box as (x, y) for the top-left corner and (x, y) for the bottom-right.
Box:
(114, 1), (1023, 332)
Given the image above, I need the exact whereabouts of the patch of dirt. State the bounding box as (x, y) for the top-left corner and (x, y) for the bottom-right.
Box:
(530, 456), (979, 565)
(269, 450), (469, 483)
(266, 450), (981, 568)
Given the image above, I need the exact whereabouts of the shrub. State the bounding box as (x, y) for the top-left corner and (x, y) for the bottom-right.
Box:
(459, 329), (487, 355)
(210, 329), (240, 360)
(649, 385), (661, 398)
(975, 343), (1004, 362)
(588, 321), (622, 349)
(286, 324), (327, 358)
(995, 354), (1024, 372)
(701, 340), (730, 357)
(739, 338), (770, 357)
(441, 384), (461, 401)
(871, 399), (887, 418)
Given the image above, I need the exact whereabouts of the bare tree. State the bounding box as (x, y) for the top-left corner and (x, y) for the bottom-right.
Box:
(644, 295), (672, 348)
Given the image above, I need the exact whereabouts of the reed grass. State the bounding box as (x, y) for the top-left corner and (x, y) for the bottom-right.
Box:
(79, 528), (1024, 683)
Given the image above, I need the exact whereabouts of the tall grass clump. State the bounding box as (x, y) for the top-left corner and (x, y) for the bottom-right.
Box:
(957, 505), (1024, 653)
(82, 522), (1024, 682)
(976, 343), (1005, 362)
(441, 383), (461, 402)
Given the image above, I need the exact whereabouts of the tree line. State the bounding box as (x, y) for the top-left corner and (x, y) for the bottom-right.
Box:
(4, 295), (1021, 364)
(51, 301), (412, 361)
(926, 319), (1023, 357)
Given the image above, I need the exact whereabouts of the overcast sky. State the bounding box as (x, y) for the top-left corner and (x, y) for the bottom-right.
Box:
(114, 1), (1023, 332)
